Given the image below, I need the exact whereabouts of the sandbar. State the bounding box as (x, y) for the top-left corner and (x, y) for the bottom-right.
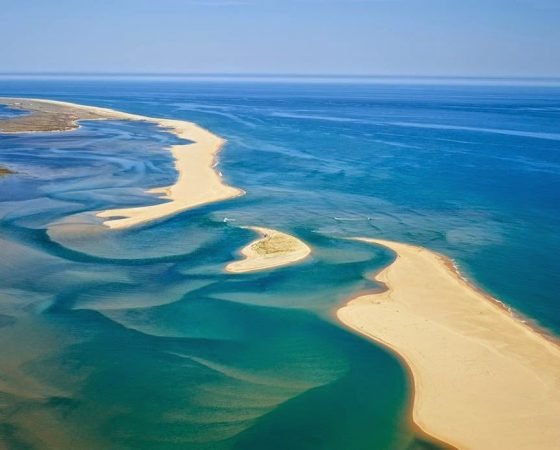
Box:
(0, 98), (243, 229)
(0, 166), (14, 176)
(225, 227), (311, 273)
(337, 238), (560, 450)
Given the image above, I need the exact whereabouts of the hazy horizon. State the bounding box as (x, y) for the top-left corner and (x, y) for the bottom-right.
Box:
(2, 0), (559, 77)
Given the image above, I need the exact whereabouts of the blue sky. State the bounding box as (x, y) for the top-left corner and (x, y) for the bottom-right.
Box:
(1, 0), (559, 76)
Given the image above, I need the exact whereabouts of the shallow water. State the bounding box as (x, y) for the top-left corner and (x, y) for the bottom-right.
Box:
(0, 78), (559, 449)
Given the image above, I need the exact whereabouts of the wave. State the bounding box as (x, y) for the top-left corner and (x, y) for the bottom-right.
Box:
(389, 121), (560, 141)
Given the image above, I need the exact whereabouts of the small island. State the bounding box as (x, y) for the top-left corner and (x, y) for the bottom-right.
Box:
(226, 227), (311, 273)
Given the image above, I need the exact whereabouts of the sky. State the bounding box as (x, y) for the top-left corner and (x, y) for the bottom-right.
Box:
(1, 0), (559, 77)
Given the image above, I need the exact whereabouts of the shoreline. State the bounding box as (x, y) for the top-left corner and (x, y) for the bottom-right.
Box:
(0, 97), (244, 229)
(225, 227), (311, 273)
(441, 253), (560, 349)
(337, 238), (560, 450)
(336, 304), (458, 450)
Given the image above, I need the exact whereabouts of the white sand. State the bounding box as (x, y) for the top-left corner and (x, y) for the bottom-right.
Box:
(225, 227), (311, 273)
(337, 238), (560, 450)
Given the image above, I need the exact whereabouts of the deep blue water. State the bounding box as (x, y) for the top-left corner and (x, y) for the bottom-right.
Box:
(0, 78), (559, 450)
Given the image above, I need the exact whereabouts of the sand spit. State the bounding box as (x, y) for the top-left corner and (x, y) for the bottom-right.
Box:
(0, 98), (243, 229)
(337, 238), (560, 450)
(225, 227), (311, 273)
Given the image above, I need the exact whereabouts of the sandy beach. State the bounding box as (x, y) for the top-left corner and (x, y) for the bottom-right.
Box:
(337, 238), (560, 450)
(0, 98), (244, 229)
(96, 118), (243, 229)
(225, 227), (311, 273)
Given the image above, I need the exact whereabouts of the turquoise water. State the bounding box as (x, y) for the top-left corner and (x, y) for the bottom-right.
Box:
(0, 78), (559, 449)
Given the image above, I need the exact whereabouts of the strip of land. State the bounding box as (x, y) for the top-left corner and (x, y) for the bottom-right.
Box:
(337, 238), (560, 450)
(0, 166), (14, 176)
(0, 98), (243, 229)
(225, 227), (311, 273)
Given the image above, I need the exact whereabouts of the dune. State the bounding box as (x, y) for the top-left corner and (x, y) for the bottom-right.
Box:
(337, 238), (560, 450)
(0, 98), (244, 229)
(225, 227), (311, 273)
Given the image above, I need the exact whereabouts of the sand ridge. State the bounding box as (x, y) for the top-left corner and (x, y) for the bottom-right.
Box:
(337, 238), (560, 450)
(0, 98), (244, 229)
(225, 227), (311, 273)
(96, 117), (243, 229)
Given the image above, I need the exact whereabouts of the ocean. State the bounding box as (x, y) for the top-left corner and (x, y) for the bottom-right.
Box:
(0, 77), (559, 449)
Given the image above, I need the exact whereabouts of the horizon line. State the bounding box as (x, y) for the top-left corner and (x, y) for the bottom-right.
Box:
(1, 72), (560, 80)
(2, 73), (560, 87)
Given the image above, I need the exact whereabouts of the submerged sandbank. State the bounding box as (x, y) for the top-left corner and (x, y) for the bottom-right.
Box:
(337, 238), (560, 450)
(0, 98), (243, 229)
(225, 227), (311, 273)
